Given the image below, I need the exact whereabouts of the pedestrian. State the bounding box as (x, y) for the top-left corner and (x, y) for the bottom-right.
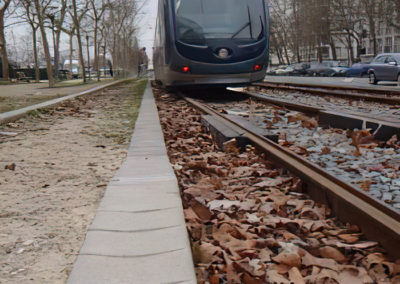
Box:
(138, 47), (149, 77)
(108, 60), (113, 77)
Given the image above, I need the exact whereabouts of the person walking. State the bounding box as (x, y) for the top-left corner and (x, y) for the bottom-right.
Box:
(138, 47), (149, 77)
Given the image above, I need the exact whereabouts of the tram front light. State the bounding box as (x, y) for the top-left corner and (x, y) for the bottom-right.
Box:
(182, 66), (190, 73)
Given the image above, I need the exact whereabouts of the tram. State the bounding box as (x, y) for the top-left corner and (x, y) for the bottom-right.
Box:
(153, 0), (270, 88)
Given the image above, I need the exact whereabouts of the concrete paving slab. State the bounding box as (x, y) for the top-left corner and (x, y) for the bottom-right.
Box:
(80, 225), (189, 256)
(115, 155), (175, 178)
(68, 250), (196, 284)
(90, 207), (184, 232)
(68, 82), (196, 283)
(97, 187), (182, 212)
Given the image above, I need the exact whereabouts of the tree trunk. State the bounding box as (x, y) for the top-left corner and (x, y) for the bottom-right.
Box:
(94, 20), (100, 81)
(51, 25), (58, 79)
(34, 0), (55, 88)
(69, 33), (73, 73)
(32, 27), (40, 82)
(330, 38), (337, 60)
(0, 11), (9, 80)
(72, 0), (86, 83)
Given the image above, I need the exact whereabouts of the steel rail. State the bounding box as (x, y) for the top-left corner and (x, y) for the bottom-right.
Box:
(227, 88), (400, 141)
(254, 82), (400, 105)
(183, 95), (400, 259)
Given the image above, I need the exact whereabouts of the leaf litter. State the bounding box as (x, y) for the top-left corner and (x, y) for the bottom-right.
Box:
(155, 91), (400, 284)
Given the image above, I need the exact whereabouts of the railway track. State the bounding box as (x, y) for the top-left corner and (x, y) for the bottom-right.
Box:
(255, 81), (400, 105)
(181, 93), (400, 259)
(236, 86), (400, 141)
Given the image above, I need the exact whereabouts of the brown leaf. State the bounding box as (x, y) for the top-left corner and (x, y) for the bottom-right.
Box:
(222, 138), (239, 154)
(319, 246), (347, 263)
(266, 270), (291, 284)
(189, 199), (212, 222)
(321, 147), (331, 154)
(242, 273), (263, 284)
(272, 251), (301, 268)
(288, 267), (305, 284)
(184, 208), (200, 222)
(338, 234), (360, 244)
(5, 163), (16, 171)
(193, 242), (222, 264)
(360, 181), (372, 192)
(209, 270), (220, 284)
(253, 177), (291, 188)
(338, 266), (374, 284)
(226, 264), (241, 284)
(300, 249), (340, 271)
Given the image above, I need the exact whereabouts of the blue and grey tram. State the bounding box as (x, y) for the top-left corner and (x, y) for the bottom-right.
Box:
(153, 0), (270, 88)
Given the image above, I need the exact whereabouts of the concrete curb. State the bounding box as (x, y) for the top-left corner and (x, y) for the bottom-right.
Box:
(67, 82), (197, 284)
(0, 78), (134, 124)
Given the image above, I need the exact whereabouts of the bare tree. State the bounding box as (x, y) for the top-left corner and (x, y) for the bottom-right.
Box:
(33, 0), (55, 87)
(385, 0), (400, 30)
(19, 0), (40, 82)
(46, 0), (68, 80)
(69, 0), (89, 82)
(103, 0), (140, 78)
(0, 0), (12, 80)
(88, 0), (106, 81)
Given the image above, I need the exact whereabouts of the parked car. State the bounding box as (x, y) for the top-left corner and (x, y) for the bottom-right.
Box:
(307, 61), (349, 77)
(368, 53), (400, 85)
(346, 63), (371, 77)
(280, 63), (310, 76)
(266, 65), (288, 76)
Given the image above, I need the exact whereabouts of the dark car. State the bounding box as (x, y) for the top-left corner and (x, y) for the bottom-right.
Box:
(368, 53), (400, 85)
(286, 63), (310, 76)
(346, 63), (370, 77)
(307, 61), (349, 77)
(268, 64), (309, 76)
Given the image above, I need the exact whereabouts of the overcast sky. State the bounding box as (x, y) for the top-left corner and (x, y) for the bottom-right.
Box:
(138, 0), (158, 61)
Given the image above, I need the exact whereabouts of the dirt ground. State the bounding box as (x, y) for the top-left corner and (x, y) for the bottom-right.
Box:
(0, 80), (145, 283)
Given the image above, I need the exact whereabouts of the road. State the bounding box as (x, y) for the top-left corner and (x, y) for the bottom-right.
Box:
(265, 76), (400, 92)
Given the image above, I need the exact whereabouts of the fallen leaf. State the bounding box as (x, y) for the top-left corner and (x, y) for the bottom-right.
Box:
(272, 251), (301, 268)
(338, 234), (360, 244)
(300, 249), (340, 271)
(319, 246), (347, 263)
(4, 163), (16, 171)
(189, 199), (212, 222)
(288, 267), (305, 284)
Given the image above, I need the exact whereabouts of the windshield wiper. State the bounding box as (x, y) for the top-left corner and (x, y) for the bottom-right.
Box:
(231, 6), (254, 39)
(231, 21), (250, 39)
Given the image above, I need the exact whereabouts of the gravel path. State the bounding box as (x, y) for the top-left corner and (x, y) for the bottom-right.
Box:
(0, 80), (145, 283)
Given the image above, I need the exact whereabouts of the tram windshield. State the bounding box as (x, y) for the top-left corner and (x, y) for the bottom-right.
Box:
(173, 0), (265, 45)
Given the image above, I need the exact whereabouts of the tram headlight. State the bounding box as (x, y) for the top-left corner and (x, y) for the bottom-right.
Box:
(218, 48), (229, 59)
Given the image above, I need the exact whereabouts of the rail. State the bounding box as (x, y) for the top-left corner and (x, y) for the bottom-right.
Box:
(183, 95), (400, 259)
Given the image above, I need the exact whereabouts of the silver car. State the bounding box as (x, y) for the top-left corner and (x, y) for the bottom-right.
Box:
(368, 53), (400, 85)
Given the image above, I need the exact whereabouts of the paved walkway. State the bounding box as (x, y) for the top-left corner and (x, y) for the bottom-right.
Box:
(0, 79), (112, 98)
(68, 83), (196, 284)
(265, 76), (400, 93)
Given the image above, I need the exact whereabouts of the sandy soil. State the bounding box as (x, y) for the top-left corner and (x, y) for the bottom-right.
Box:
(0, 80), (145, 283)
